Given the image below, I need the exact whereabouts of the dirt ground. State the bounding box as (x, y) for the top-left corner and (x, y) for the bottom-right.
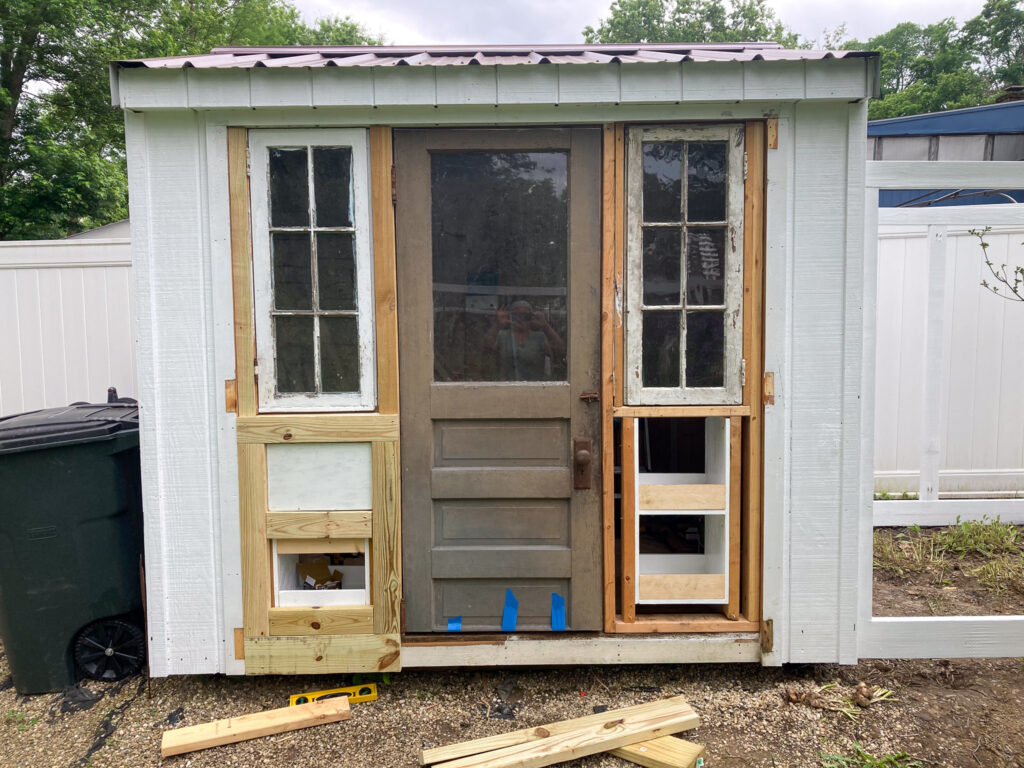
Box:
(2, 639), (1024, 768)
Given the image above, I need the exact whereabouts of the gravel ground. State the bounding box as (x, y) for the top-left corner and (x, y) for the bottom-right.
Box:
(2, 639), (1023, 767)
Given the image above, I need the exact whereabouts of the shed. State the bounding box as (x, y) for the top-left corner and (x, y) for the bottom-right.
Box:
(111, 42), (881, 676)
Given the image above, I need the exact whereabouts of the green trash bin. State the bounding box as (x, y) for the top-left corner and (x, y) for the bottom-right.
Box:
(0, 403), (145, 694)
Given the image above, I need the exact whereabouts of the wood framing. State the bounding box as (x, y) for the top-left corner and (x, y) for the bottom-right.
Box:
(266, 511), (372, 538)
(268, 606), (374, 635)
(726, 418), (742, 619)
(601, 124), (617, 632)
(613, 613), (759, 634)
(613, 405), (750, 417)
(371, 441), (402, 635)
(620, 416), (637, 623)
(370, 125), (400, 415)
(274, 537), (366, 555)
(236, 413), (399, 443)
(613, 124), (626, 408)
(243, 634), (401, 674)
(638, 574), (725, 601)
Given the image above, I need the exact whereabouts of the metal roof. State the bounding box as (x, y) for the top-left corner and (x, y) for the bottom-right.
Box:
(115, 42), (876, 70)
(869, 99), (1024, 137)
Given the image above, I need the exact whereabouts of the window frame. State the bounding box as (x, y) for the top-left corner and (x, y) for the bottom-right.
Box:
(249, 128), (376, 412)
(624, 124), (745, 406)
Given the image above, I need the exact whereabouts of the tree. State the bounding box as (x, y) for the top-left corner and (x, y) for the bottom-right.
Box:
(0, 0), (380, 240)
(583, 0), (800, 47)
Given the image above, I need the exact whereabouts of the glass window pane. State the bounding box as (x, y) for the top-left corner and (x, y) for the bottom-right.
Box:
(685, 310), (724, 387)
(642, 142), (682, 223)
(313, 147), (352, 228)
(272, 232), (312, 310)
(686, 142), (727, 222)
(642, 311), (680, 388)
(275, 316), (315, 393)
(431, 151), (568, 382)
(320, 316), (360, 393)
(685, 228), (725, 306)
(317, 232), (356, 311)
(642, 227), (681, 306)
(269, 148), (309, 227)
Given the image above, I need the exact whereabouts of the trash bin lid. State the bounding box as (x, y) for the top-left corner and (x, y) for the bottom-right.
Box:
(0, 403), (139, 452)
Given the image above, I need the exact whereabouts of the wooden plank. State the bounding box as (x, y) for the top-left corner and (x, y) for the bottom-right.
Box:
(613, 614), (760, 634)
(422, 695), (698, 766)
(638, 484), (726, 511)
(274, 538), (366, 555)
(224, 379), (237, 413)
(372, 441), (402, 635)
(611, 736), (706, 768)
(613, 405), (750, 417)
(240, 443), (270, 637)
(741, 121), (766, 624)
(227, 126), (256, 417)
(370, 126), (400, 415)
(638, 574), (725, 601)
(620, 417), (637, 623)
(160, 697), (351, 758)
(613, 123), (626, 407)
(233, 628), (245, 660)
(236, 413), (399, 443)
(243, 634), (401, 674)
(268, 606), (373, 635)
(766, 117), (778, 150)
(726, 418), (742, 619)
(266, 511), (372, 539)
(865, 160), (1024, 189)
(431, 699), (700, 768)
(601, 124), (617, 633)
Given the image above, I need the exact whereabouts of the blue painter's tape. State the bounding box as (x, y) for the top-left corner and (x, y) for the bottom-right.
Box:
(551, 593), (566, 631)
(501, 588), (518, 632)
(447, 616), (462, 632)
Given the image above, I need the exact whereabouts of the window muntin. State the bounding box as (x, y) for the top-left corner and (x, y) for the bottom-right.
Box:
(626, 125), (744, 405)
(250, 129), (375, 412)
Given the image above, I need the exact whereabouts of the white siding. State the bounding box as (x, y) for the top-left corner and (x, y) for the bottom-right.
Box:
(0, 240), (134, 416)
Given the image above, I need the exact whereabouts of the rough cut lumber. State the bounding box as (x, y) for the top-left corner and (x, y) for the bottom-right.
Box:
(422, 695), (698, 766)
(611, 736), (706, 768)
(160, 697), (350, 757)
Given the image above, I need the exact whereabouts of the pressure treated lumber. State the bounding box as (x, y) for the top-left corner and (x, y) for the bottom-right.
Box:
(638, 484), (726, 511)
(160, 697), (350, 757)
(611, 736), (706, 768)
(431, 699), (701, 768)
(421, 695), (698, 765)
(638, 573), (725, 601)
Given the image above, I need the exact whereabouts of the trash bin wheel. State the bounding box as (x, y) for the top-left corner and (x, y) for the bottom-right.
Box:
(73, 618), (145, 681)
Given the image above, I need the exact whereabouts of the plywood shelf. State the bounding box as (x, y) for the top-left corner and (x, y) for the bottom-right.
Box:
(638, 484), (726, 511)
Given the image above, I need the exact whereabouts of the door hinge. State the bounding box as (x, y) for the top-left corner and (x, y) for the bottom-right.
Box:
(740, 358), (747, 387)
(245, 147), (251, 177)
(743, 151), (748, 181)
(391, 165), (397, 206)
(760, 618), (773, 653)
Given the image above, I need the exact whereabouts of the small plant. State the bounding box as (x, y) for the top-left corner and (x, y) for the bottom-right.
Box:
(970, 555), (1024, 595)
(933, 516), (1020, 558)
(820, 742), (923, 767)
(971, 227), (1024, 303)
(3, 710), (39, 732)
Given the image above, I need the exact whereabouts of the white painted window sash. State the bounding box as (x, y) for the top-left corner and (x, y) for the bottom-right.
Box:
(625, 124), (745, 405)
(249, 128), (376, 412)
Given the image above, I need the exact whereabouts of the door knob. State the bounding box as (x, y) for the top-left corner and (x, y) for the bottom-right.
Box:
(573, 438), (593, 490)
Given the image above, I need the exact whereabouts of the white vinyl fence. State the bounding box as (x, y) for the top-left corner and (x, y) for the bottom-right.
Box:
(0, 238), (135, 417)
(874, 217), (1024, 501)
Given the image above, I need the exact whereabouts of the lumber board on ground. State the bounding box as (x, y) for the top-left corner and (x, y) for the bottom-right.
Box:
(160, 697), (350, 757)
(611, 736), (706, 768)
(421, 695), (698, 765)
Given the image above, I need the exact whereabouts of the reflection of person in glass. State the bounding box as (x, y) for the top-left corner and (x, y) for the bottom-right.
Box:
(483, 300), (565, 381)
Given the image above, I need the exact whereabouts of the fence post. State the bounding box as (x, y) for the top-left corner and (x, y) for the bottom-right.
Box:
(919, 225), (948, 501)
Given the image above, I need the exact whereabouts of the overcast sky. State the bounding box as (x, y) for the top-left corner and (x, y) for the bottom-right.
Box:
(293, 0), (989, 48)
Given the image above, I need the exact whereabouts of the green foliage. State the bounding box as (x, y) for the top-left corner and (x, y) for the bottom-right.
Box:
(583, 0), (799, 47)
(820, 742), (922, 768)
(933, 515), (1021, 557)
(0, 0), (380, 240)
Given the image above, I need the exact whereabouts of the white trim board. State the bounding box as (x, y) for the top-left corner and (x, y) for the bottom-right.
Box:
(878, 204), (1024, 227)
(873, 498), (1024, 526)
(866, 161), (1024, 190)
(860, 616), (1024, 659)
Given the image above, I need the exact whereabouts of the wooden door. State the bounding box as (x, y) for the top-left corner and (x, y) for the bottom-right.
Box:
(396, 128), (603, 632)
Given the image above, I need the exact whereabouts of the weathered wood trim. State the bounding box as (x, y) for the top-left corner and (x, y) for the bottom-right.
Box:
(613, 405), (750, 417)
(613, 124), (626, 408)
(236, 413), (399, 443)
(620, 417), (637, 622)
(239, 443), (270, 637)
(266, 510), (372, 538)
(372, 441), (402, 635)
(613, 614), (760, 634)
(243, 634), (401, 674)
(228, 126), (257, 417)
(601, 124), (617, 632)
(370, 126), (400, 414)
(268, 606), (374, 635)
(274, 537), (366, 554)
(741, 121), (766, 623)
(726, 418), (743, 619)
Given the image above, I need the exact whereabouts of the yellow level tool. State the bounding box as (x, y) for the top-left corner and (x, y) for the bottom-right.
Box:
(289, 682), (378, 707)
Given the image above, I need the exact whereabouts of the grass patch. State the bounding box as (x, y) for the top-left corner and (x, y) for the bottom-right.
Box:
(970, 556), (1024, 595)
(873, 529), (943, 576)
(933, 516), (1020, 558)
(820, 742), (923, 767)
(3, 709), (39, 732)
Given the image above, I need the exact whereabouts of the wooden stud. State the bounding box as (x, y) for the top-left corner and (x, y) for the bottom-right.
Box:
(268, 606), (374, 636)
(601, 124), (617, 633)
(160, 697), (351, 758)
(610, 736), (706, 768)
(766, 117), (778, 150)
(613, 404), (750, 418)
(372, 441), (402, 636)
(243, 634), (401, 674)
(637, 484), (726, 511)
(228, 127), (257, 417)
(726, 418), (742, 619)
(421, 695), (699, 766)
(741, 121), (766, 623)
(612, 613), (760, 634)
(233, 628), (245, 660)
(274, 537), (366, 555)
(637, 574), (725, 601)
(266, 511), (371, 539)
(613, 124), (626, 408)
(762, 372), (775, 406)
(240, 442), (270, 638)
(236, 413), (399, 443)
(620, 417), (637, 623)
(370, 126), (400, 415)
(224, 379), (238, 413)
